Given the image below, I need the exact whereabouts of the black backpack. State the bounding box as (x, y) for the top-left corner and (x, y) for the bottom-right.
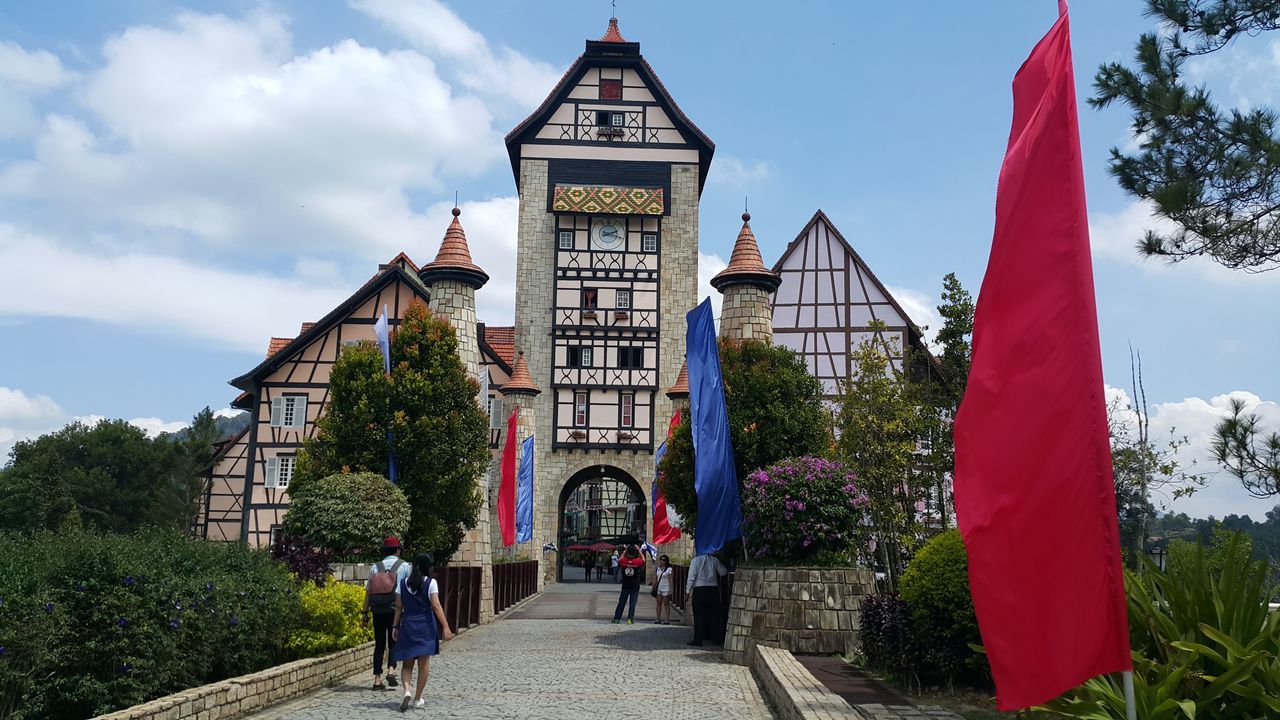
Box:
(367, 559), (403, 614)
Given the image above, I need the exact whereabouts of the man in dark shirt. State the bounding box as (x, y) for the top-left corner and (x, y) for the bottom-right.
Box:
(610, 544), (646, 624)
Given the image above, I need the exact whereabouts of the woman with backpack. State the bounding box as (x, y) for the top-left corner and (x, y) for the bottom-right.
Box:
(391, 553), (454, 712)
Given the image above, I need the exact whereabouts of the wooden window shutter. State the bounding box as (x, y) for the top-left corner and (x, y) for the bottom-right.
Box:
(290, 397), (307, 428)
(270, 397), (284, 427)
(265, 456), (280, 488)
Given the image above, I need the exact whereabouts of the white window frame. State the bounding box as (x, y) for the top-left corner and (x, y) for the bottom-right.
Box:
(574, 391), (589, 427)
(264, 455), (296, 489)
(489, 396), (504, 429)
(558, 231), (574, 249)
(642, 234), (657, 252)
(270, 396), (307, 429)
(620, 393), (634, 428)
(616, 290), (631, 310)
(609, 112), (623, 127)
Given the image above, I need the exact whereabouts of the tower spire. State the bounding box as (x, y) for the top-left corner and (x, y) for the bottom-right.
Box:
(419, 206), (489, 289)
(600, 16), (626, 43)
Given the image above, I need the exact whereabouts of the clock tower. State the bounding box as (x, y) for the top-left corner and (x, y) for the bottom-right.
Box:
(504, 18), (713, 581)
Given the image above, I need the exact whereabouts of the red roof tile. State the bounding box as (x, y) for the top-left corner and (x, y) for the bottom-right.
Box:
(299, 322), (315, 335)
(600, 17), (626, 43)
(384, 252), (419, 273)
(266, 337), (292, 358)
(711, 212), (780, 292)
(483, 325), (516, 366)
(665, 359), (689, 399)
(502, 352), (541, 395)
(419, 208), (488, 288)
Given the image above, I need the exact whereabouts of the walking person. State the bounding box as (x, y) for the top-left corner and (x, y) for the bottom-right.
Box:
(685, 551), (728, 646)
(391, 553), (454, 712)
(583, 552), (595, 582)
(362, 537), (410, 690)
(610, 550), (620, 582)
(610, 544), (645, 624)
(651, 554), (674, 625)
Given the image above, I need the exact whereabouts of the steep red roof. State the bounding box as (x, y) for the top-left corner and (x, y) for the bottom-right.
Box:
(600, 17), (626, 43)
(419, 207), (489, 288)
(711, 212), (781, 292)
(502, 352), (541, 395)
(665, 358), (689, 400)
(483, 325), (516, 366)
(266, 337), (291, 358)
(384, 252), (419, 273)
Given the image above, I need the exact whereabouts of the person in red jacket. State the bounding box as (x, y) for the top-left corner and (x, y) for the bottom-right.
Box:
(611, 544), (646, 624)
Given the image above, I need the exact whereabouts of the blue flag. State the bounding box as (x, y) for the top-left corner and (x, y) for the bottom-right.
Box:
(515, 434), (534, 543)
(686, 298), (742, 554)
(652, 440), (667, 509)
(374, 305), (397, 483)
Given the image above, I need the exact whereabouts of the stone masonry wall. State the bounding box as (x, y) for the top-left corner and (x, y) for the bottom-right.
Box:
(720, 285), (774, 343)
(426, 277), (493, 623)
(723, 567), (875, 666)
(513, 161), (700, 582)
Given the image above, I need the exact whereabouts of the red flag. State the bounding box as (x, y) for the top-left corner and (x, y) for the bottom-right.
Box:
(652, 410), (682, 544)
(953, 2), (1130, 710)
(497, 407), (518, 547)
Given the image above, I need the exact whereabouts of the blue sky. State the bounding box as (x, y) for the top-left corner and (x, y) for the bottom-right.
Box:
(1, 1), (1278, 519)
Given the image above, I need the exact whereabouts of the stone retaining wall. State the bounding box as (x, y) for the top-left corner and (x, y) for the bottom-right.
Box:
(724, 566), (875, 666)
(752, 645), (863, 720)
(92, 641), (373, 720)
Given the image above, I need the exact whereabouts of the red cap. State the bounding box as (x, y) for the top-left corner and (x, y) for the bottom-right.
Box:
(383, 537), (401, 548)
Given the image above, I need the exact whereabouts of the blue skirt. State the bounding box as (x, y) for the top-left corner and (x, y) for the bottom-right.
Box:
(392, 583), (440, 661)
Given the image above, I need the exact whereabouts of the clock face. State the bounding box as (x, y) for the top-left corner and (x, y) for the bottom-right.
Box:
(591, 218), (625, 251)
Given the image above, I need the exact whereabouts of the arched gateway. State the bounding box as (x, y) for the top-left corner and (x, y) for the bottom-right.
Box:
(555, 465), (646, 581)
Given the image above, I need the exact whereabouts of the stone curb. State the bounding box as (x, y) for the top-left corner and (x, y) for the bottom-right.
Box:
(92, 641), (374, 720)
(751, 645), (865, 720)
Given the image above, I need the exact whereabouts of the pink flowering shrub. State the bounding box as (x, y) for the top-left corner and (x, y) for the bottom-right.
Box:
(741, 456), (869, 563)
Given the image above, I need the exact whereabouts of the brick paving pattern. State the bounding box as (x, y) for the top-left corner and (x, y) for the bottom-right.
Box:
(246, 617), (773, 720)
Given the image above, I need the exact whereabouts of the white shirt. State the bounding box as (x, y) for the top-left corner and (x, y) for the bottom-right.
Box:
(396, 577), (439, 597)
(366, 555), (411, 590)
(654, 565), (673, 594)
(686, 554), (727, 592)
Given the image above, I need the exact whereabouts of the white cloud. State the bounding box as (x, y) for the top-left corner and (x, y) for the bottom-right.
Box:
(0, 41), (75, 139)
(126, 417), (190, 437)
(885, 284), (942, 350)
(0, 389), (188, 461)
(0, 386), (63, 422)
(708, 155), (773, 189)
(0, 9), (502, 260)
(1089, 201), (1280, 286)
(350, 0), (561, 109)
(1105, 384), (1280, 519)
(697, 251), (727, 319)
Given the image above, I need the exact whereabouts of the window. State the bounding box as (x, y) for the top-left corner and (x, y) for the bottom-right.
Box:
(617, 346), (644, 369)
(489, 395), (504, 429)
(620, 393), (634, 427)
(616, 290), (631, 309)
(611, 112), (624, 127)
(270, 396), (306, 429)
(574, 391), (589, 426)
(568, 346), (593, 368)
(595, 111), (623, 127)
(642, 233), (657, 252)
(599, 79), (622, 101)
(581, 288), (598, 309)
(558, 231), (574, 250)
(265, 455), (295, 489)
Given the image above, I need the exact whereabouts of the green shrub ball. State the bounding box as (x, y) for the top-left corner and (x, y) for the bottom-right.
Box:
(899, 529), (989, 686)
(282, 471), (410, 559)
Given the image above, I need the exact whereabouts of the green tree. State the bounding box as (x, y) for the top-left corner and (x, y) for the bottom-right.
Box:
(166, 407), (224, 533)
(835, 322), (929, 591)
(1212, 397), (1280, 497)
(934, 272), (974, 410)
(658, 338), (830, 536)
(0, 419), (191, 533)
(297, 300), (489, 561)
(1093, 0), (1280, 271)
(282, 471), (410, 557)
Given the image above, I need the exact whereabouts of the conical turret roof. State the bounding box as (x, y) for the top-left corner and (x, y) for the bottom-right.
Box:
(710, 212), (780, 292)
(599, 17), (626, 43)
(502, 352), (541, 396)
(664, 358), (689, 400)
(419, 207), (489, 289)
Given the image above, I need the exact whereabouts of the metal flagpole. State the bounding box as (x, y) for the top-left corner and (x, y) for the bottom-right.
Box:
(1122, 671), (1136, 720)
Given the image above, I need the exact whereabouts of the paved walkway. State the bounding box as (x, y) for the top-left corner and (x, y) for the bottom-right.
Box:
(248, 583), (772, 720)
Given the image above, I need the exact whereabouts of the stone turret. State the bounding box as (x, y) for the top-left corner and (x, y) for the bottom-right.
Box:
(665, 358), (689, 403)
(711, 212), (780, 342)
(420, 207), (488, 379)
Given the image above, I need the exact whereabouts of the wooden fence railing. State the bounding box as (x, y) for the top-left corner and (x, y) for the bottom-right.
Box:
(435, 565), (482, 631)
(493, 560), (539, 615)
(669, 564), (735, 619)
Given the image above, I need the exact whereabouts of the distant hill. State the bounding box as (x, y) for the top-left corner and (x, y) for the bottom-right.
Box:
(163, 411), (251, 444)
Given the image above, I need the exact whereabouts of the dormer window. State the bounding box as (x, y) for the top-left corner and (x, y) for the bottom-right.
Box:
(599, 79), (622, 101)
(596, 111), (623, 127)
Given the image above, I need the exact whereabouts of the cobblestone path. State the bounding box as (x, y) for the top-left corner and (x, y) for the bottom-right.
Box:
(248, 615), (773, 719)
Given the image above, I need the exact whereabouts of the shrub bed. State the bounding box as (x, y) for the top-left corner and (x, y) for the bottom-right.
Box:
(0, 529), (301, 720)
(740, 456), (867, 563)
(286, 581), (372, 656)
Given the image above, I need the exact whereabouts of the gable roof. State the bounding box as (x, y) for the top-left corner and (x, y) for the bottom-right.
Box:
(229, 263), (430, 391)
(774, 209), (938, 364)
(479, 324), (515, 370)
(504, 26), (715, 193)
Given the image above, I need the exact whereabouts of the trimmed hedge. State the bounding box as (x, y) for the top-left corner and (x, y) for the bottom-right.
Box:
(899, 529), (988, 687)
(0, 530), (301, 720)
(286, 581), (372, 656)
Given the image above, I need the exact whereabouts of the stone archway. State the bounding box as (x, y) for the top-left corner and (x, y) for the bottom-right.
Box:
(555, 464), (646, 582)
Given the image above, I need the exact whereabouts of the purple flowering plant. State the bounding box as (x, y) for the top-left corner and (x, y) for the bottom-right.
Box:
(741, 456), (870, 563)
